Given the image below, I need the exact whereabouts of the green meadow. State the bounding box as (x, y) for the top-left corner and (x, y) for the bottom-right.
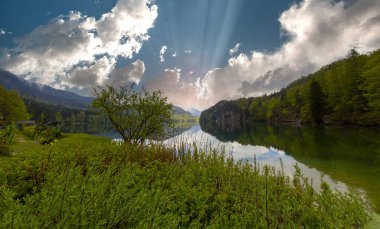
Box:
(0, 129), (373, 228)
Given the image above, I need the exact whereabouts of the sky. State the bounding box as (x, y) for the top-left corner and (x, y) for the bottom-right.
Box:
(1, 0), (380, 110)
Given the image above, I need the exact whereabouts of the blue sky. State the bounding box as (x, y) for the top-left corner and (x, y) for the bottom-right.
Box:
(1, 0), (380, 109)
(135, 0), (294, 81)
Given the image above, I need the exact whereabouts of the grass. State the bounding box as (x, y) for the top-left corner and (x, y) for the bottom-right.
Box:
(0, 130), (373, 228)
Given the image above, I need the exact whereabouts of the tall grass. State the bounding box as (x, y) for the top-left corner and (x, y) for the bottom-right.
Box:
(0, 134), (373, 228)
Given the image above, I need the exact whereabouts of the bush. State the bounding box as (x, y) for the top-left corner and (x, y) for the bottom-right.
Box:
(0, 125), (14, 155)
(33, 121), (62, 145)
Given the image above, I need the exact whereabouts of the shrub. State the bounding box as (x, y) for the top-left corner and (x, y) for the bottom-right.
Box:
(0, 125), (14, 155)
(0, 141), (372, 228)
(33, 121), (62, 145)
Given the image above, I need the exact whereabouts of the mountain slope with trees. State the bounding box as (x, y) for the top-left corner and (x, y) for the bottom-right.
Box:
(201, 49), (380, 127)
(0, 69), (93, 110)
(0, 69), (193, 123)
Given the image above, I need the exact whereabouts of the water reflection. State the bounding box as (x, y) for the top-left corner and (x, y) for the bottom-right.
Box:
(197, 123), (380, 213)
(62, 123), (193, 140)
(165, 126), (348, 194)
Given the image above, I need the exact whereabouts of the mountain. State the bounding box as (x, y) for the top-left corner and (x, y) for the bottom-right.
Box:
(0, 69), (194, 117)
(0, 69), (93, 110)
(200, 49), (380, 127)
(172, 106), (192, 116)
(187, 107), (202, 116)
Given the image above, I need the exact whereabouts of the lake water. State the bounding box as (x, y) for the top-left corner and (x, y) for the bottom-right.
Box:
(64, 123), (380, 213)
(168, 124), (380, 214)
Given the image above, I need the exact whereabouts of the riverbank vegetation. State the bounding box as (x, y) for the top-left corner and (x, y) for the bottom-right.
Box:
(200, 122), (380, 214)
(201, 49), (380, 126)
(0, 131), (372, 228)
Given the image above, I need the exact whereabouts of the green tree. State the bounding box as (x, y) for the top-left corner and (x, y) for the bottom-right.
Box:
(40, 113), (46, 122)
(75, 111), (86, 123)
(0, 86), (30, 122)
(68, 114), (76, 123)
(362, 50), (380, 124)
(54, 112), (63, 122)
(301, 79), (325, 123)
(92, 86), (173, 146)
(340, 49), (368, 123)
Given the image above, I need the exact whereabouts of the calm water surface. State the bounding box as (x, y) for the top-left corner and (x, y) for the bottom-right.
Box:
(169, 124), (380, 214)
(64, 123), (380, 213)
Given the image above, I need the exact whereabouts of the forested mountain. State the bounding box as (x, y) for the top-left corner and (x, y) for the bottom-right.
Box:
(200, 49), (380, 127)
(0, 69), (93, 110)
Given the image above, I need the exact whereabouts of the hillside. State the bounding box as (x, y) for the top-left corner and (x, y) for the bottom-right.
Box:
(0, 69), (93, 110)
(200, 49), (380, 127)
(172, 106), (192, 116)
(0, 69), (193, 121)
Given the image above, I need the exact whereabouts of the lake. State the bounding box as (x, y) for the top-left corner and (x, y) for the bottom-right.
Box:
(198, 123), (380, 214)
(64, 123), (380, 214)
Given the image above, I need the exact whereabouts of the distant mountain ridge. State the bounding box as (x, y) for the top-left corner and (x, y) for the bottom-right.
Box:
(172, 106), (192, 116)
(0, 69), (193, 116)
(0, 69), (93, 110)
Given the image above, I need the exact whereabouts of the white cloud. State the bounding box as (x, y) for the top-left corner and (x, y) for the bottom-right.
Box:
(106, 59), (145, 86)
(229, 43), (241, 56)
(145, 68), (206, 109)
(0, 28), (11, 36)
(172, 52), (177, 57)
(198, 0), (380, 109)
(184, 50), (192, 54)
(159, 45), (167, 62)
(0, 0), (157, 92)
(66, 58), (145, 89)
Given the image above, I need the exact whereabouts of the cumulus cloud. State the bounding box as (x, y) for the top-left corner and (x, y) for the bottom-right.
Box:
(145, 68), (206, 109)
(172, 52), (177, 57)
(184, 50), (192, 54)
(159, 45), (167, 62)
(229, 43), (241, 56)
(0, 0), (157, 92)
(106, 59), (145, 86)
(198, 0), (380, 109)
(66, 59), (145, 89)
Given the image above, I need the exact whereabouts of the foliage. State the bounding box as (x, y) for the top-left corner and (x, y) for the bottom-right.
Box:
(93, 86), (173, 145)
(0, 86), (30, 122)
(0, 125), (14, 155)
(24, 97), (93, 123)
(0, 132), (372, 228)
(33, 121), (62, 145)
(201, 49), (380, 126)
(301, 78), (325, 123)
